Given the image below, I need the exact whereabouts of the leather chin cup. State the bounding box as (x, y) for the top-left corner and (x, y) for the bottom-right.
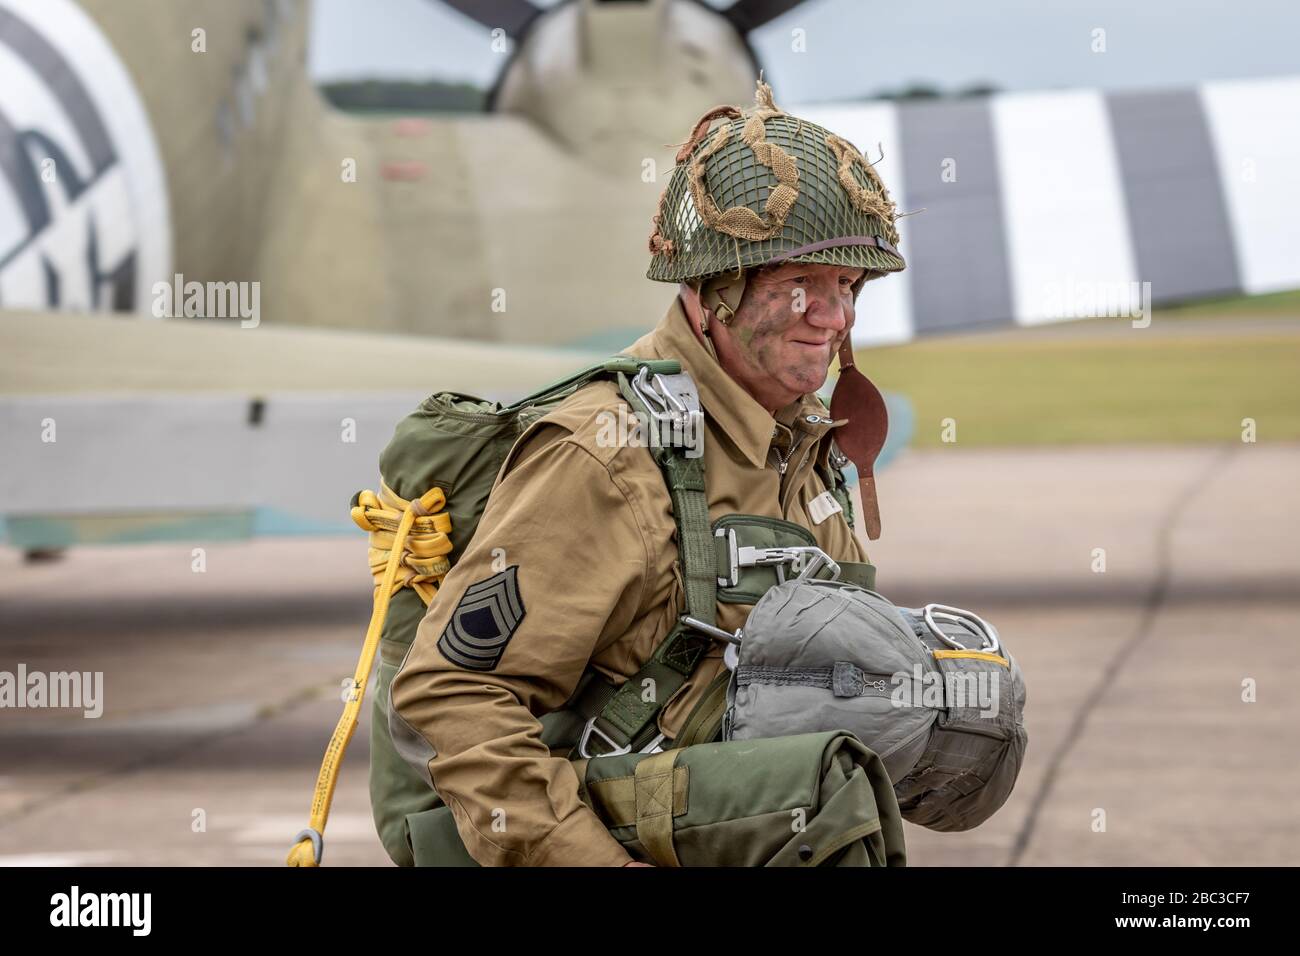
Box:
(830, 341), (888, 540)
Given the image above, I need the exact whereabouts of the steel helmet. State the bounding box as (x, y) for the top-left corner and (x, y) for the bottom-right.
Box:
(647, 79), (905, 303)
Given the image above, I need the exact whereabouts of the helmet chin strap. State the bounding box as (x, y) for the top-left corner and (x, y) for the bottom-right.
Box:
(698, 309), (720, 362)
(830, 340), (888, 540)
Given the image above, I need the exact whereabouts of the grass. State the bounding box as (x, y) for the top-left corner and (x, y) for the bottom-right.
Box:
(858, 331), (1300, 447)
(1156, 288), (1300, 318)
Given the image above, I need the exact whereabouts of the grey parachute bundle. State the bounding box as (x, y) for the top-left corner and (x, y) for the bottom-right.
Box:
(724, 578), (1027, 832)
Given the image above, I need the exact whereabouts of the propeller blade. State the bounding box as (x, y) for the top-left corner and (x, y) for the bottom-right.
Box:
(434, 0), (540, 36)
(723, 0), (809, 34)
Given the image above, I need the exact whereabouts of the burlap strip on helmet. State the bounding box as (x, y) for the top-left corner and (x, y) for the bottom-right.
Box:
(675, 105), (743, 164)
(686, 81), (799, 243)
(647, 186), (676, 259)
(824, 134), (900, 246)
(649, 105), (747, 258)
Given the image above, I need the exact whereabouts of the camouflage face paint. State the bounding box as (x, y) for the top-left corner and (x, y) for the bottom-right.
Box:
(725, 264), (861, 400)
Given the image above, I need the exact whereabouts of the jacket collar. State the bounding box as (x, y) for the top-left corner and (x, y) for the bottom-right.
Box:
(627, 297), (838, 469)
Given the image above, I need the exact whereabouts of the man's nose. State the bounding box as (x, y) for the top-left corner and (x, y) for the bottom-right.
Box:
(802, 284), (850, 331)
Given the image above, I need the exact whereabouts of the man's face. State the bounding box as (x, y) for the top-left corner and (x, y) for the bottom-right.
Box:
(712, 262), (865, 410)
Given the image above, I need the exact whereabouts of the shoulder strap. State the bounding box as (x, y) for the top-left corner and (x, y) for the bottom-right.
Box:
(502, 356), (681, 413)
(498, 356), (683, 483)
(571, 366), (718, 758)
(618, 368), (715, 626)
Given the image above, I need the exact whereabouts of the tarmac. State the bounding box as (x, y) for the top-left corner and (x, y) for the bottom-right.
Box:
(1, 442), (1297, 866)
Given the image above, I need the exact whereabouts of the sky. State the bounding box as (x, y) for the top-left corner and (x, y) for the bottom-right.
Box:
(309, 0), (1300, 100)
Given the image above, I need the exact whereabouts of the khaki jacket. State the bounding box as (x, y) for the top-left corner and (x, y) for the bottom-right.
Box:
(390, 297), (870, 866)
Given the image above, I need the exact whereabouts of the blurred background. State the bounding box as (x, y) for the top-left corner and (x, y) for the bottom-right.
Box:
(0, 0), (1297, 866)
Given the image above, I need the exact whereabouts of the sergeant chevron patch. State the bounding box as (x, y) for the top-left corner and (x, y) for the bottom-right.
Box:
(437, 566), (527, 671)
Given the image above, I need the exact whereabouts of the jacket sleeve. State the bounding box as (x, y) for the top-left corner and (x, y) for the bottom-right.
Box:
(390, 435), (649, 866)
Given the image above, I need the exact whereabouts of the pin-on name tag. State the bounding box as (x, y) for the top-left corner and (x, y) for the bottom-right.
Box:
(807, 491), (843, 525)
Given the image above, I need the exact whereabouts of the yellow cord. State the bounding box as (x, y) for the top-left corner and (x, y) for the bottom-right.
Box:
(287, 484), (452, 866)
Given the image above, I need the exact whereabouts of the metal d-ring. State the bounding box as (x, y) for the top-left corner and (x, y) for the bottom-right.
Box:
(292, 827), (324, 865)
(922, 603), (1001, 655)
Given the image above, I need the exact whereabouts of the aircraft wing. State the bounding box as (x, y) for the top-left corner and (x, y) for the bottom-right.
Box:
(0, 310), (603, 548)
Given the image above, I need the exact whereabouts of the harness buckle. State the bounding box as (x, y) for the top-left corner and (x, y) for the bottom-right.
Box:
(630, 367), (703, 455)
(577, 719), (666, 760)
(716, 527), (740, 588)
(717, 535), (842, 588)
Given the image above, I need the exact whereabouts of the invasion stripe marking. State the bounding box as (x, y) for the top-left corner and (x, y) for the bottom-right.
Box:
(897, 97), (1015, 334)
(1106, 88), (1242, 303)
